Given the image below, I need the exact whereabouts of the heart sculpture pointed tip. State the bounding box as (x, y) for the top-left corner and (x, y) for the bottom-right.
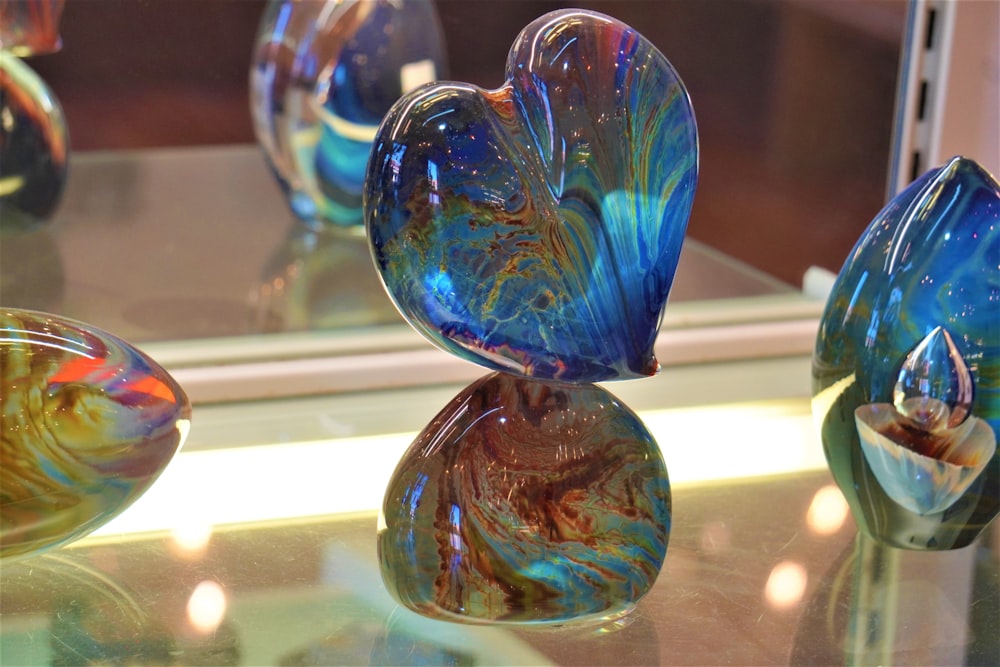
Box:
(365, 9), (698, 382)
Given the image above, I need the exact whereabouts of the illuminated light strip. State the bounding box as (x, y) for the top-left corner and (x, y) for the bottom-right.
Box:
(89, 430), (412, 540)
(644, 404), (826, 483)
(87, 402), (823, 541)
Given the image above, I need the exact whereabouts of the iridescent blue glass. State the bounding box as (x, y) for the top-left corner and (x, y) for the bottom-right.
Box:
(813, 157), (999, 550)
(365, 9), (698, 382)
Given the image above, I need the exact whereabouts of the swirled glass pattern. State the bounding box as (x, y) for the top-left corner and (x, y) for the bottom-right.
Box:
(366, 9), (698, 382)
(378, 372), (671, 623)
(813, 157), (999, 550)
(1, 309), (190, 559)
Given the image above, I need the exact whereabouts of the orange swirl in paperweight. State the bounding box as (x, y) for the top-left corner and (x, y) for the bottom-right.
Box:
(1, 308), (191, 560)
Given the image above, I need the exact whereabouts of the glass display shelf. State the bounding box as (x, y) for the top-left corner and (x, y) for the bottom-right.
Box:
(5, 145), (796, 346)
(5, 3), (997, 664)
(5, 142), (826, 403)
(2, 356), (997, 666)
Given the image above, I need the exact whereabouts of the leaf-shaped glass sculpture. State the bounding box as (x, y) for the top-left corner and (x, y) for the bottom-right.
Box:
(813, 157), (999, 550)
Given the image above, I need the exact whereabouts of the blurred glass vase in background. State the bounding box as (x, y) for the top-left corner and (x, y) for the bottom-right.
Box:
(0, 0), (69, 232)
(250, 0), (446, 228)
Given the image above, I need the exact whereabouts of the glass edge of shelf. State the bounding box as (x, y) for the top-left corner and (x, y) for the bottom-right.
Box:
(147, 293), (824, 405)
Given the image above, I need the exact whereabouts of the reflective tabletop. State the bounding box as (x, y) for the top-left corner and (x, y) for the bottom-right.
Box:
(2, 472), (997, 666)
(2, 356), (997, 666)
(3, 146), (793, 345)
(4, 3), (996, 664)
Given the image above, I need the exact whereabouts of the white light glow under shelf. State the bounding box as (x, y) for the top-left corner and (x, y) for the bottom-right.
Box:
(88, 401), (824, 541)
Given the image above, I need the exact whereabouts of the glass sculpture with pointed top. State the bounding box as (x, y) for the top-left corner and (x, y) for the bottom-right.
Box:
(813, 157), (999, 550)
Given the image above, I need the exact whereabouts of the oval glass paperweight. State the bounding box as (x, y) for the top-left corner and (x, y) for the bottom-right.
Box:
(1, 309), (191, 560)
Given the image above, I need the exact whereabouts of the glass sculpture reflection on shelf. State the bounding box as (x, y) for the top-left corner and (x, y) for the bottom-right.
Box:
(813, 157), (999, 550)
(250, 0), (446, 227)
(365, 9), (698, 382)
(0, 308), (191, 560)
(250, 223), (402, 333)
(2, 555), (178, 664)
(378, 372), (671, 624)
(0, 0), (69, 233)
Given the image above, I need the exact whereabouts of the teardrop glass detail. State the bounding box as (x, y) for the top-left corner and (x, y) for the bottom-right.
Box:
(892, 326), (974, 432)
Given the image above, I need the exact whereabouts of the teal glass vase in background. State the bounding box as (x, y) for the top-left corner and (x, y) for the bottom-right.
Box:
(0, 0), (69, 232)
(813, 157), (999, 551)
(250, 0), (446, 228)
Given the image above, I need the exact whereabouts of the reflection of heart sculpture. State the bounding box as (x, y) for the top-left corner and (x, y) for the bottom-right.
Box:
(379, 372), (671, 623)
(365, 9), (698, 382)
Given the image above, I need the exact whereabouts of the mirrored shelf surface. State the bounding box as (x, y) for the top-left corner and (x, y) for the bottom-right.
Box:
(2, 356), (997, 666)
(3, 146), (794, 346)
(3, 476), (996, 666)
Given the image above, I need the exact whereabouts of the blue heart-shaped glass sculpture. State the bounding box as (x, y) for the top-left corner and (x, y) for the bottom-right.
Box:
(365, 9), (698, 382)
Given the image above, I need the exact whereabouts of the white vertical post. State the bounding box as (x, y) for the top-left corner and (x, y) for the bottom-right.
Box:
(888, 0), (999, 196)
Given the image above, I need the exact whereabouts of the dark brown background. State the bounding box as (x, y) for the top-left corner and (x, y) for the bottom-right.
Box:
(28, 0), (905, 286)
